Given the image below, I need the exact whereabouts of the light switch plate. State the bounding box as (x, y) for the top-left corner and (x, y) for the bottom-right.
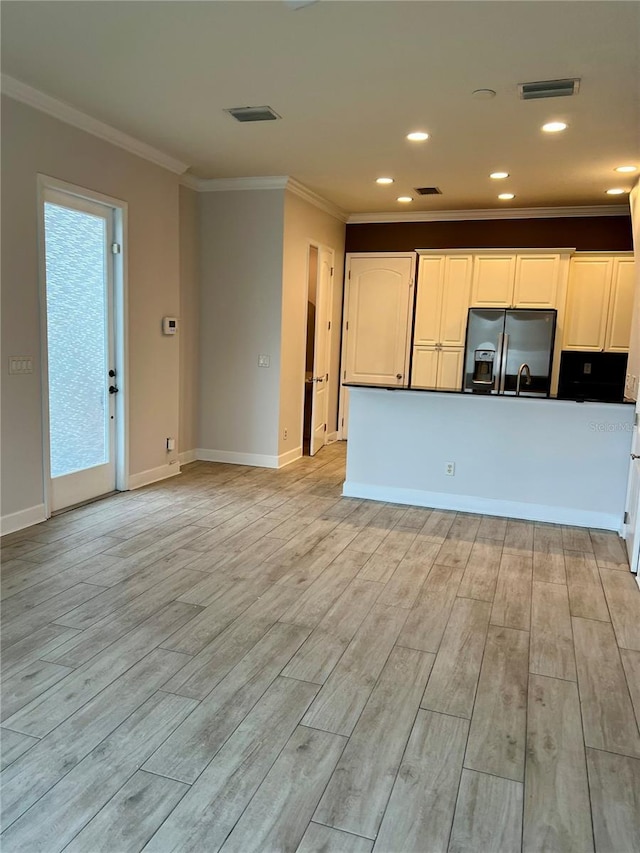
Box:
(9, 357), (33, 375)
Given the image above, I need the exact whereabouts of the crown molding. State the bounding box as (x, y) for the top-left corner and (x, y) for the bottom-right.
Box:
(185, 175), (290, 192)
(286, 178), (348, 222)
(1, 74), (189, 176)
(182, 174), (348, 222)
(347, 205), (630, 224)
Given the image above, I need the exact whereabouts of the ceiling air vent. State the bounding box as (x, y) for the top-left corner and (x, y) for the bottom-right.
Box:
(518, 78), (580, 100)
(415, 187), (442, 195)
(225, 106), (281, 123)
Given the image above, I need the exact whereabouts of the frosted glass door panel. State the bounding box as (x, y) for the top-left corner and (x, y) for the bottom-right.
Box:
(44, 202), (110, 478)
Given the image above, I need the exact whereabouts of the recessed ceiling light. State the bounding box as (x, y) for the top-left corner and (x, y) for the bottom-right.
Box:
(615, 165), (637, 173)
(376, 177), (394, 185)
(541, 121), (568, 133)
(397, 196), (413, 203)
(498, 193), (515, 200)
(406, 132), (429, 142)
(490, 172), (510, 180)
(606, 188), (628, 195)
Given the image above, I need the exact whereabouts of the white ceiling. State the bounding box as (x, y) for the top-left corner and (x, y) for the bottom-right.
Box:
(2, 1), (639, 214)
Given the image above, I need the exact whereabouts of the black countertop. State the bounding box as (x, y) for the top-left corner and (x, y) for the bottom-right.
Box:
(344, 382), (634, 405)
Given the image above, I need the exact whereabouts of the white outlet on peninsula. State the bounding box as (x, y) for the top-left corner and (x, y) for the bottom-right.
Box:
(446, 461), (455, 476)
(258, 355), (270, 368)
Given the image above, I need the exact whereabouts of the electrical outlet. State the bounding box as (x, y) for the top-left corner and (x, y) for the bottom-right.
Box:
(283, 428), (288, 440)
(258, 354), (270, 368)
(166, 437), (176, 451)
(445, 461), (455, 476)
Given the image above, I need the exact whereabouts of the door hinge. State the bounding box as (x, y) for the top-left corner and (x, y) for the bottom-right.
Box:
(341, 417), (344, 427)
(343, 370), (346, 381)
(624, 511), (629, 524)
(328, 321), (331, 330)
(330, 267), (334, 276)
(111, 242), (121, 254)
(345, 321), (349, 330)
(324, 424), (327, 432)
(348, 270), (351, 279)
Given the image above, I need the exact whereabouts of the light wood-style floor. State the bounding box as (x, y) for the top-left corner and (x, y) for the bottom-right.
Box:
(1, 442), (640, 853)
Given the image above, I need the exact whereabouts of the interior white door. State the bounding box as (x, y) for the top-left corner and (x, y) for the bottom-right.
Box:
(310, 247), (333, 456)
(343, 255), (415, 385)
(43, 189), (118, 511)
(624, 401), (640, 574)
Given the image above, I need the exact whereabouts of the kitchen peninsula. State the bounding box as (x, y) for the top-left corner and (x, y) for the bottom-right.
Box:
(342, 385), (634, 532)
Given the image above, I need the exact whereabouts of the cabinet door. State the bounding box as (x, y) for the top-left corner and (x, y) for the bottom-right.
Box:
(513, 254), (560, 308)
(411, 346), (438, 388)
(471, 255), (516, 307)
(344, 256), (415, 385)
(414, 256), (444, 346)
(605, 258), (636, 352)
(562, 257), (612, 351)
(437, 347), (465, 390)
(440, 255), (473, 346)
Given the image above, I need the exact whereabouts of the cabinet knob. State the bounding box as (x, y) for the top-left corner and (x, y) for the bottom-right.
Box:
(396, 373), (403, 380)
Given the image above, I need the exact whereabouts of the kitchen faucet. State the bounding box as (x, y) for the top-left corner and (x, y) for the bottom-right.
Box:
(516, 363), (532, 396)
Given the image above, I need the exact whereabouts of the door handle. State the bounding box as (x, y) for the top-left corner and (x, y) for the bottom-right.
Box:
(108, 369), (116, 378)
(109, 385), (119, 394)
(632, 454), (640, 460)
(314, 377), (324, 383)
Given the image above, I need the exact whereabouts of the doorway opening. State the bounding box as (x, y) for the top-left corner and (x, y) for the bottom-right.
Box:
(38, 176), (127, 515)
(302, 243), (334, 456)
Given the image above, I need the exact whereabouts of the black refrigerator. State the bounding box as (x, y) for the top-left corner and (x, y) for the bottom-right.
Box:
(463, 308), (557, 396)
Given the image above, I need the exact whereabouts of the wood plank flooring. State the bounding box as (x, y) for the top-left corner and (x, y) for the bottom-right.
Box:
(2, 442), (640, 852)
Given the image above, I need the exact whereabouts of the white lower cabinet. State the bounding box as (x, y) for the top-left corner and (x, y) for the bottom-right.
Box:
(411, 346), (464, 390)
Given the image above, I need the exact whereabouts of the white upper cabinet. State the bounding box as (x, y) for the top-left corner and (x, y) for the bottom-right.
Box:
(414, 254), (472, 347)
(605, 258), (636, 352)
(471, 252), (561, 309)
(440, 255), (474, 346)
(562, 254), (634, 352)
(343, 254), (416, 386)
(413, 255), (445, 346)
(470, 255), (516, 307)
(513, 254), (561, 308)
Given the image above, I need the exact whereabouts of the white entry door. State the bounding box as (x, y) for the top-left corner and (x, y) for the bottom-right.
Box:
(42, 189), (118, 511)
(310, 247), (334, 456)
(343, 254), (415, 385)
(340, 253), (416, 437)
(624, 399), (640, 574)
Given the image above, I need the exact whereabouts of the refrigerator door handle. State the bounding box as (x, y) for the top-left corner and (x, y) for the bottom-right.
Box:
(498, 333), (509, 394)
(494, 333), (504, 393)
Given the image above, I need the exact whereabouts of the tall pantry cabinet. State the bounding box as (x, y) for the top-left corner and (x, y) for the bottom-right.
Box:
(412, 254), (473, 389)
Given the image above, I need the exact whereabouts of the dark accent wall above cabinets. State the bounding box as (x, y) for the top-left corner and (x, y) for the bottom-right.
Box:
(345, 216), (633, 254)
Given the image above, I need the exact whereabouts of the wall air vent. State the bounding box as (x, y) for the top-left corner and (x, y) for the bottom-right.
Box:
(518, 78), (580, 100)
(415, 187), (442, 195)
(225, 106), (281, 122)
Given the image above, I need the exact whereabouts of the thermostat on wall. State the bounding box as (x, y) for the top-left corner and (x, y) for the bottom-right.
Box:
(162, 317), (178, 335)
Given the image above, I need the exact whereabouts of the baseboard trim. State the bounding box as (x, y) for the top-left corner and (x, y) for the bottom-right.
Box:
(342, 481), (623, 532)
(326, 432), (339, 444)
(278, 447), (302, 468)
(1, 503), (47, 535)
(128, 462), (181, 490)
(196, 448), (280, 469)
(178, 449), (197, 465)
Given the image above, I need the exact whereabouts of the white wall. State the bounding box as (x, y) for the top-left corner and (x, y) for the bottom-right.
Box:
(179, 185), (200, 458)
(281, 191), (346, 455)
(627, 181), (640, 400)
(344, 388), (634, 530)
(1, 95), (182, 526)
(197, 189), (285, 464)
